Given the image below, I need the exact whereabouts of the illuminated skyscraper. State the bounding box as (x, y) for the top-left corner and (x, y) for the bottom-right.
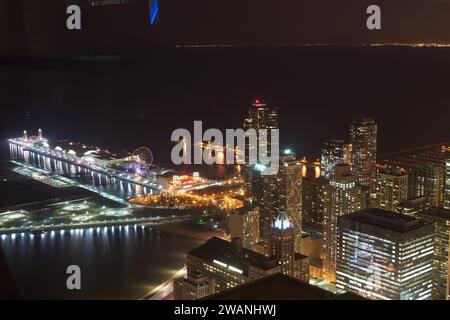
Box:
(260, 152), (302, 252)
(374, 168), (408, 212)
(323, 164), (366, 282)
(350, 118), (377, 188)
(445, 158), (450, 210)
(270, 212), (295, 276)
(418, 207), (450, 300)
(269, 212), (309, 282)
(336, 208), (434, 300)
(243, 99), (278, 203)
(320, 139), (352, 178)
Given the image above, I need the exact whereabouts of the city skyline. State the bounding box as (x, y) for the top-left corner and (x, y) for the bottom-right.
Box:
(2, 0), (450, 309)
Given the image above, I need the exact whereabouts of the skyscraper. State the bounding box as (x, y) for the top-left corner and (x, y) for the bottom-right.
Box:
(270, 212), (296, 277)
(336, 208), (434, 300)
(320, 139), (352, 178)
(323, 164), (366, 282)
(269, 212), (309, 282)
(350, 118), (377, 188)
(302, 176), (330, 233)
(228, 205), (260, 251)
(260, 152), (302, 252)
(243, 99), (278, 203)
(381, 144), (448, 207)
(374, 167), (408, 212)
(418, 207), (450, 300)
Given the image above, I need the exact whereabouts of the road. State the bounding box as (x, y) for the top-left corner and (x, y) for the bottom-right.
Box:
(139, 266), (187, 300)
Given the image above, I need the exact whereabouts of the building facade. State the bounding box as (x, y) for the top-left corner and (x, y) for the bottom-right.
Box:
(182, 237), (280, 296)
(336, 208), (434, 300)
(374, 168), (408, 212)
(242, 99), (279, 204)
(302, 176), (329, 233)
(320, 139), (352, 178)
(228, 205), (260, 251)
(322, 164), (366, 282)
(418, 207), (450, 300)
(397, 196), (430, 216)
(260, 153), (302, 252)
(173, 270), (215, 300)
(381, 144), (449, 208)
(445, 158), (450, 210)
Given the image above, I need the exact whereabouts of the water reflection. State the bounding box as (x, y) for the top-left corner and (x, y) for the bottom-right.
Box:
(0, 225), (202, 299)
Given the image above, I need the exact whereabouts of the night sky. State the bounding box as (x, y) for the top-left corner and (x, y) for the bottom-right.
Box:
(1, 1), (450, 165)
(4, 0), (450, 56)
(1, 46), (449, 165)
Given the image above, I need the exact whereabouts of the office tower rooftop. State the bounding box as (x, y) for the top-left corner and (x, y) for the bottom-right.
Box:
(397, 196), (431, 216)
(381, 144), (449, 207)
(343, 208), (430, 233)
(188, 237), (279, 275)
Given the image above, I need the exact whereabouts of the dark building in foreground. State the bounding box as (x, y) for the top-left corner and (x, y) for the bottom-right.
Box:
(205, 273), (364, 300)
(336, 208), (434, 300)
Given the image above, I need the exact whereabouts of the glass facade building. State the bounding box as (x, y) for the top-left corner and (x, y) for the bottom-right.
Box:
(322, 164), (366, 282)
(336, 208), (434, 300)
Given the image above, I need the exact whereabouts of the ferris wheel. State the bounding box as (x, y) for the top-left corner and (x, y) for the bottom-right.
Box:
(132, 146), (154, 168)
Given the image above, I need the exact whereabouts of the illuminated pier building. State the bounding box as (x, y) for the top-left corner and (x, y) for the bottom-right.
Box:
(269, 212), (309, 282)
(320, 139), (352, 178)
(374, 167), (408, 212)
(336, 208), (434, 300)
(323, 164), (366, 282)
(417, 207), (450, 300)
(260, 151), (302, 252)
(350, 118), (377, 189)
(381, 144), (449, 207)
(8, 130), (165, 197)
